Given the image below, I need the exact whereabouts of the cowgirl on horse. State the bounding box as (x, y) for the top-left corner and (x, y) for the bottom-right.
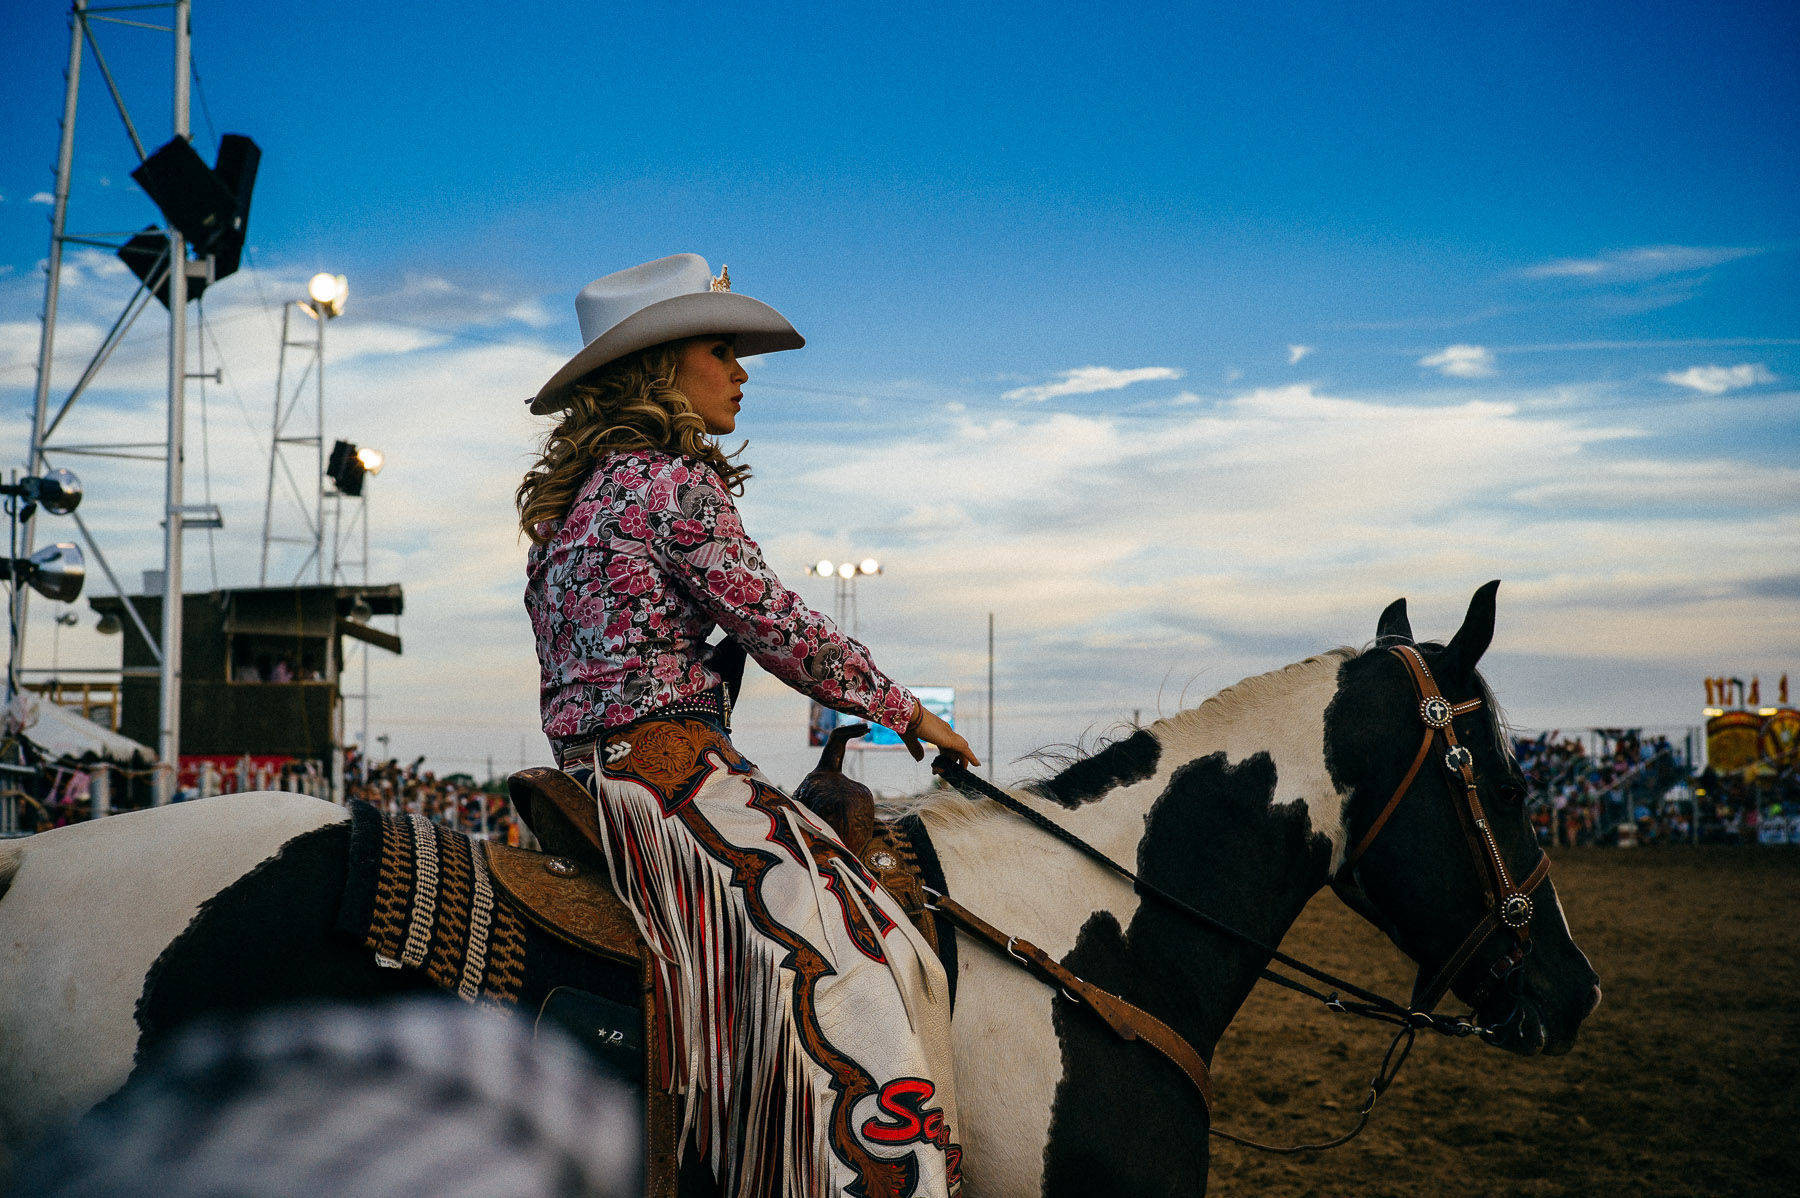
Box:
(519, 255), (974, 1198)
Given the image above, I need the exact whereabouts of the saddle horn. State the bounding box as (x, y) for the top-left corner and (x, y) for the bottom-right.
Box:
(816, 723), (871, 773)
(797, 723), (875, 854)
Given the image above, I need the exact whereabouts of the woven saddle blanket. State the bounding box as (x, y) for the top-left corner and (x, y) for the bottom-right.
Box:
(335, 800), (641, 1013)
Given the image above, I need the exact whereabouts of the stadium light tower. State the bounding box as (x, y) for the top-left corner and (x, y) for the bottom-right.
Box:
(807, 557), (881, 636)
(260, 274), (348, 584)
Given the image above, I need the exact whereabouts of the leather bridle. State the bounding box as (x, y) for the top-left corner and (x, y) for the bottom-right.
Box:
(1335, 644), (1551, 1014)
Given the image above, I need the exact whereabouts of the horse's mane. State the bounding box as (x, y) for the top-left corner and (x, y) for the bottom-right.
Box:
(880, 647), (1358, 823)
(1150, 647), (1356, 748)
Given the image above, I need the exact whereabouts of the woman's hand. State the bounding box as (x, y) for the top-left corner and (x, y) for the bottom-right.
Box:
(900, 704), (980, 768)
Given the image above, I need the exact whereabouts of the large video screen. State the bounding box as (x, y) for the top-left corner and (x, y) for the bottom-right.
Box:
(808, 686), (955, 749)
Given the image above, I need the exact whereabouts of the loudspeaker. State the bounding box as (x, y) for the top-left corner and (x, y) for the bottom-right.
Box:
(116, 227), (198, 308)
(211, 134), (261, 280)
(130, 136), (237, 255)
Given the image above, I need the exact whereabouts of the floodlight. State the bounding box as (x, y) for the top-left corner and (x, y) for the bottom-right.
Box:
(859, 558), (881, 575)
(308, 273), (348, 317)
(96, 612), (122, 636)
(814, 559), (834, 576)
(327, 439), (367, 496)
(55, 610), (79, 627)
(0, 469), (82, 518)
(349, 597), (374, 623)
(836, 562), (855, 579)
(30, 468), (83, 516)
(6, 542), (86, 603)
(355, 446), (384, 475)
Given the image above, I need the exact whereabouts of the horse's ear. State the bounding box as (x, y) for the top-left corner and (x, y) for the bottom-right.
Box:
(1441, 580), (1501, 681)
(1376, 597), (1413, 643)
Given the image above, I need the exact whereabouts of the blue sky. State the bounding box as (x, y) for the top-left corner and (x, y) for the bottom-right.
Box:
(3, 2), (1796, 790)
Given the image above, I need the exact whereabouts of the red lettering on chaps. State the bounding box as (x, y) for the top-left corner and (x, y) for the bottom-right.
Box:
(860, 1077), (963, 1190)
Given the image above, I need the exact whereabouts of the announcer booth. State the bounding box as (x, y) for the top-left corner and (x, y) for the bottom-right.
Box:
(89, 582), (403, 802)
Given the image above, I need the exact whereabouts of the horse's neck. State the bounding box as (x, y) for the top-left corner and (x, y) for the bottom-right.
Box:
(922, 652), (1350, 1054)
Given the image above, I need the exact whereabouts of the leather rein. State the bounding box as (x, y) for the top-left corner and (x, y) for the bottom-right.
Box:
(924, 643), (1552, 1153)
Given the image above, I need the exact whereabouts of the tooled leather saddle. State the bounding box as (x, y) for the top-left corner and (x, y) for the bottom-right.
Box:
(489, 723), (950, 1198)
(505, 721), (951, 978)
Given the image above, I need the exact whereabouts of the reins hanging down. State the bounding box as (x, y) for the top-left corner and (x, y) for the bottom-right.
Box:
(928, 754), (1467, 1037)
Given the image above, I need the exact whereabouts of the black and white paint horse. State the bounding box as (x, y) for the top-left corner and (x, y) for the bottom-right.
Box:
(0, 585), (1599, 1194)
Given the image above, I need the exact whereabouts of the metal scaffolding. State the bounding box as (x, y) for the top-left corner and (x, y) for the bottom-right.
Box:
(18, 0), (200, 804)
(258, 300), (328, 585)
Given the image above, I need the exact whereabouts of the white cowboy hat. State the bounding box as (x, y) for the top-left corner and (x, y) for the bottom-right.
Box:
(530, 253), (804, 414)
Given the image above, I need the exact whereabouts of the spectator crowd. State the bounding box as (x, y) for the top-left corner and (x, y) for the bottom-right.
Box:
(1515, 729), (1800, 846)
(14, 725), (1797, 854)
(343, 745), (524, 845)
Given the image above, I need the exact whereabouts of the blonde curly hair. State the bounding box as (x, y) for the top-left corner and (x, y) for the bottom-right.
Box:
(516, 340), (750, 545)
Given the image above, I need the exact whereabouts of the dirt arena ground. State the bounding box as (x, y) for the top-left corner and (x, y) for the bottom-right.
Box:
(1207, 846), (1799, 1197)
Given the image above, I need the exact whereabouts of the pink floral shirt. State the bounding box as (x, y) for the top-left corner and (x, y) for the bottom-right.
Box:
(526, 451), (918, 749)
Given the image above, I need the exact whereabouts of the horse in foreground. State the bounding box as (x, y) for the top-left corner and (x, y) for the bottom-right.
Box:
(0, 584), (1599, 1194)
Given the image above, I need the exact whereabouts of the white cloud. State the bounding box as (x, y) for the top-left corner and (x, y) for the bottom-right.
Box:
(7, 249), (1795, 792)
(1418, 344), (1496, 378)
(1660, 363), (1776, 395)
(29, 193), (53, 205)
(67, 249), (128, 281)
(358, 273), (561, 334)
(1523, 245), (1758, 281)
(505, 299), (556, 328)
(328, 322), (452, 360)
(1002, 365), (1181, 403)
(1514, 455), (1800, 509)
(1287, 344), (1312, 365)
(765, 385), (1796, 754)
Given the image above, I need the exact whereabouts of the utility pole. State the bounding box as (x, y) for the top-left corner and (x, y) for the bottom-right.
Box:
(986, 612), (995, 780)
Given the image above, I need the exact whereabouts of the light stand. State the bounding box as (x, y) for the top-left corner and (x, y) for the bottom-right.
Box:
(805, 558), (883, 777)
(260, 275), (347, 585)
(326, 438), (383, 783)
(3, 469), (86, 699)
(0, 470), (85, 837)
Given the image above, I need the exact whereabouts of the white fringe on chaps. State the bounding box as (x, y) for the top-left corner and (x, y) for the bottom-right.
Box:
(585, 719), (961, 1198)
